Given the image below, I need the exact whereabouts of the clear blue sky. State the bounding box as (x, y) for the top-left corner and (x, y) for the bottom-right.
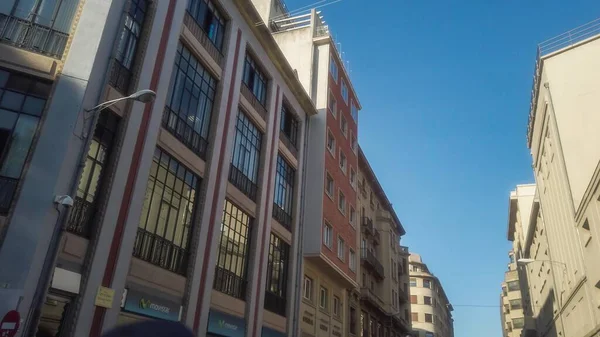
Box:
(283, 1), (600, 336)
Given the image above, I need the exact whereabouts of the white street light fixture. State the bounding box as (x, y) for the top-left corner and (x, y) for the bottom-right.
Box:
(517, 258), (535, 265)
(88, 89), (156, 111)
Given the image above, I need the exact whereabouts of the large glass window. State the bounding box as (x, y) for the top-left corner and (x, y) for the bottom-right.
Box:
(110, 0), (148, 94)
(509, 299), (522, 310)
(341, 80), (349, 104)
(507, 280), (520, 291)
(214, 200), (252, 300)
(68, 111), (120, 237)
(280, 103), (298, 149)
(187, 0), (226, 51)
(0, 69), (51, 214)
(134, 148), (199, 275)
(229, 110), (262, 200)
(164, 43), (217, 159)
(329, 55), (338, 83)
(513, 317), (525, 329)
(242, 54), (268, 106)
(272, 154), (294, 229)
(264, 233), (290, 317)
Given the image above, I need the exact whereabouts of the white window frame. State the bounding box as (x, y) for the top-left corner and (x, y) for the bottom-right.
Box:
(339, 149), (347, 174)
(325, 172), (334, 199)
(330, 56), (338, 83)
(337, 236), (345, 261)
(350, 167), (357, 189)
(340, 114), (348, 138)
(350, 130), (357, 153)
(333, 295), (341, 317)
(327, 129), (336, 157)
(338, 189), (346, 215)
(349, 206), (356, 227)
(341, 80), (348, 104)
(349, 249), (356, 271)
(303, 276), (313, 301)
(320, 286), (329, 310)
(324, 222), (333, 248)
(328, 91), (337, 117)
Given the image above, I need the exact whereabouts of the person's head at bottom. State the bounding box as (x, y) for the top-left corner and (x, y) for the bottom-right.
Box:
(101, 320), (194, 337)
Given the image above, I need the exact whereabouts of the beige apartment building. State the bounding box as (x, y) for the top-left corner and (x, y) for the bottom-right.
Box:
(0, 1), (319, 337)
(524, 17), (600, 337)
(408, 254), (453, 337)
(357, 147), (412, 336)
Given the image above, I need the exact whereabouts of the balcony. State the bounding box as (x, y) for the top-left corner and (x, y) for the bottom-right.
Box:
(361, 249), (384, 279)
(360, 287), (385, 310)
(66, 196), (95, 238)
(132, 228), (189, 275)
(399, 246), (409, 254)
(264, 291), (286, 317)
(182, 12), (223, 66)
(240, 83), (267, 120)
(362, 217), (374, 234)
(398, 288), (408, 304)
(0, 13), (69, 59)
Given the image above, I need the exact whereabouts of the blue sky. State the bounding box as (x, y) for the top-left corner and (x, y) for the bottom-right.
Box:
(283, 1), (600, 336)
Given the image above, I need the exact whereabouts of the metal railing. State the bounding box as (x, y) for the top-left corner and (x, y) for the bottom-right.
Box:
(0, 176), (18, 215)
(279, 131), (298, 158)
(183, 12), (223, 66)
(240, 83), (268, 120)
(527, 17), (600, 147)
(229, 164), (259, 201)
(214, 266), (247, 300)
(162, 106), (210, 160)
(66, 196), (95, 238)
(361, 249), (384, 279)
(108, 60), (132, 95)
(360, 287), (385, 309)
(0, 13), (69, 59)
(132, 228), (189, 275)
(264, 291), (287, 317)
(272, 203), (292, 231)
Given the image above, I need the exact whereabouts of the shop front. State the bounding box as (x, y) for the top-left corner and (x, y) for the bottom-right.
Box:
(206, 310), (287, 337)
(119, 288), (182, 325)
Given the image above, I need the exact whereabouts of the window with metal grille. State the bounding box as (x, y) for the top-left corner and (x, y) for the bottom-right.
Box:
(68, 110), (120, 237)
(133, 148), (199, 275)
(0, 68), (52, 214)
(164, 43), (217, 159)
(109, 0), (148, 94)
(214, 200), (252, 300)
(242, 54), (268, 106)
(264, 233), (290, 317)
(187, 0), (226, 51)
(273, 154), (294, 229)
(280, 103), (298, 149)
(229, 110), (262, 200)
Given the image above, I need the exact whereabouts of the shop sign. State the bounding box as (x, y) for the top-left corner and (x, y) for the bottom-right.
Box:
(207, 310), (245, 337)
(122, 289), (181, 321)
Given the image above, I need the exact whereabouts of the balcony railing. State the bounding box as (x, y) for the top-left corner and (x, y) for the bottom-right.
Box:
(132, 228), (189, 275)
(272, 204), (292, 231)
(0, 13), (69, 59)
(240, 83), (267, 120)
(183, 12), (223, 66)
(229, 164), (258, 201)
(361, 217), (374, 234)
(0, 176), (18, 215)
(264, 291), (287, 317)
(279, 132), (298, 158)
(214, 266), (247, 300)
(108, 60), (132, 95)
(66, 196), (95, 238)
(361, 249), (384, 279)
(360, 287), (385, 310)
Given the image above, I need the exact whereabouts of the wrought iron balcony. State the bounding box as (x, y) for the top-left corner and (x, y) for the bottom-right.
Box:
(264, 291), (286, 317)
(214, 266), (247, 300)
(0, 13), (69, 59)
(66, 196), (95, 238)
(132, 228), (189, 275)
(240, 83), (267, 120)
(361, 217), (374, 234)
(361, 249), (384, 279)
(182, 12), (223, 66)
(360, 287), (384, 310)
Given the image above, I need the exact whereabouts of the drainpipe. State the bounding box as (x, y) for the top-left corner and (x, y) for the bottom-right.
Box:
(291, 116), (310, 337)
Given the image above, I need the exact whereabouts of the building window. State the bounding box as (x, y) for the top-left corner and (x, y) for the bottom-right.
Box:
(230, 110), (262, 200)
(340, 115), (348, 137)
(339, 150), (347, 173)
(410, 295), (417, 304)
(323, 222), (333, 248)
(337, 236), (345, 261)
(411, 313), (418, 322)
(134, 148), (200, 275)
(330, 56), (338, 83)
(424, 296), (432, 305)
(164, 43), (217, 159)
(325, 172), (334, 198)
(328, 92), (337, 117)
(350, 167), (356, 188)
(351, 131), (357, 153)
(327, 129), (336, 155)
(351, 100), (359, 122)
(273, 154), (295, 229)
(0, 69), (51, 214)
(509, 299), (522, 310)
(341, 80), (348, 104)
(350, 307), (357, 335)
(423, 279), (431, 288)
(333, 295), (341, 317)
(410, 278), (417, 287)
(242, 53), (268, 106)
(110, 0), (148, 94)
(513, 318), (524, 329)
(303, 276), (313, 301)
(320, 286), (329, 310)
(264, 233), (290, 317)
(425, 314), (433, 323)
(349, 206), (356, 226)
(280, 103), (299, 149)
(338, 190), (346, 215)
(187, 0), (226, 51)
(507, 281), (520, 291)
(214, 200), (253, 300)
(349, 249), (356, 271)
(68, 111), (120, 237)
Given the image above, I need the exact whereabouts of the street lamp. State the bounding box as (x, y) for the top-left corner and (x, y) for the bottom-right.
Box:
(25, 89), (156, 337)
(517, 258), (567, 268)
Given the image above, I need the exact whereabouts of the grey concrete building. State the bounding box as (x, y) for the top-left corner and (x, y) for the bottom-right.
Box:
(0, 1), (320, 337)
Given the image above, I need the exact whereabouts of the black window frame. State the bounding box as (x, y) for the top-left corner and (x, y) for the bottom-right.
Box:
(186, 0), (226, 52)
(229, 109), (262, 201)
(0, 68), (52, 214)
(109, 0), (148, 94)
(68, 110), (120, 237)
(242, 53), (268, 107)
(425, 313), (433, 323)
(214, 199), (253, 300)
(133, 148), (200, 275)
(279, 102), (298, 149)
(424, 296), (432, 305)
(163, 42), (217, 159)
(264, 233), (290, 317)
(272, 154), (295, 230)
